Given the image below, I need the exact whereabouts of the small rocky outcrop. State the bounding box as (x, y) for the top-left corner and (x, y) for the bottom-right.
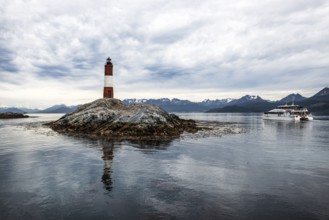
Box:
(0, 112), (29, 119)
(47, 98), (199, 140)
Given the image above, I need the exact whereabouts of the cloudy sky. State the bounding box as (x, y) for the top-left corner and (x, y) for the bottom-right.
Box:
(0, 0), (328, 108)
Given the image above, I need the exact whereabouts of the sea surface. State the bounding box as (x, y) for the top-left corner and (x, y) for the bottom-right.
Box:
(0, 113), (329, 220)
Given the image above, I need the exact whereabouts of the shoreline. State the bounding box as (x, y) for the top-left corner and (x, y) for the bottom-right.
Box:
(22, 120), (247, 141)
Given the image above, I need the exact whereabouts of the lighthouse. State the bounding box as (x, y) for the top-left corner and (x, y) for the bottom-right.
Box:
(103, 57), (113, 98)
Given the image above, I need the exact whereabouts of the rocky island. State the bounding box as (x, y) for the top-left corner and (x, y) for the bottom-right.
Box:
(47, 98), (201, 140)
(0, 112), (29, 119)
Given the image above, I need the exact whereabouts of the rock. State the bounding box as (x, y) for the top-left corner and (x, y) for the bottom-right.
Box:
(46, 98), (199, 140)
(0, 112), (29, 119)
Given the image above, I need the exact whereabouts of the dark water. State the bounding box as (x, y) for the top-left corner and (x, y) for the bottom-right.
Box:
(0, 113), (329, 220)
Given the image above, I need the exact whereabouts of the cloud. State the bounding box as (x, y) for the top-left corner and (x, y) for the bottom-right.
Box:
(0, 0), (328, 107)
(0, 46), (19, 73)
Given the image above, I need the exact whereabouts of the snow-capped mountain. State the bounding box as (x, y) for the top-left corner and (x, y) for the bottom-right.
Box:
(0, 107), (25, 113)
(280, 93), (306, 103)
(200, 98), (234, 107)
(123, 98), (194, 105)
(38, 104), (79, 113)
(124, 98), (235, 107)
(123, 98), (208, 112)
(0, 107), (39, 113)
(313, 87), (329, 97)
(306, 87), (329, 103)
(228, 95), (267, 106)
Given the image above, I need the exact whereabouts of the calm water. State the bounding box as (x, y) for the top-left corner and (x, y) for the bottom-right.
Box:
(0, 113), (329, 220)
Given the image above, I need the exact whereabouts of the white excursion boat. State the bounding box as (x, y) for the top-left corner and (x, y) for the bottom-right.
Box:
(263, 104), (313, 121)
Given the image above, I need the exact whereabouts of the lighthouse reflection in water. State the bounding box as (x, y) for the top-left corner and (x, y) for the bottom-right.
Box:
(101, 140), (114, 192)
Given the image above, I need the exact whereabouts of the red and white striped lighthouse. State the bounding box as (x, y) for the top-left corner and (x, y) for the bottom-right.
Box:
(103, 57), (113, 98)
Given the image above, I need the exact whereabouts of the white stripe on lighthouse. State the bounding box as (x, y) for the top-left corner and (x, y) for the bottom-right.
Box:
(104, 76), (113, 87)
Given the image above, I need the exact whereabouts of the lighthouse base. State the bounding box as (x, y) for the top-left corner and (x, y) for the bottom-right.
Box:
(103, 87), (113, 98)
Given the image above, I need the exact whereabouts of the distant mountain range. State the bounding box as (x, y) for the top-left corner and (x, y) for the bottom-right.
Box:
(38, 104), (80, 113)
(0, 104), (79, 114)
(1, 87), (328, 115)
(123, 87), (329, 115)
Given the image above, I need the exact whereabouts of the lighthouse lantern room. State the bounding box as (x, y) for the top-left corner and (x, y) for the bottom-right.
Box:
(103, 57), (113, 98)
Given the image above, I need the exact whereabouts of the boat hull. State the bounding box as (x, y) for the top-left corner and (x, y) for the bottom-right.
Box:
(263, 114), (300, 121)
(300, 116), (313, 121)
